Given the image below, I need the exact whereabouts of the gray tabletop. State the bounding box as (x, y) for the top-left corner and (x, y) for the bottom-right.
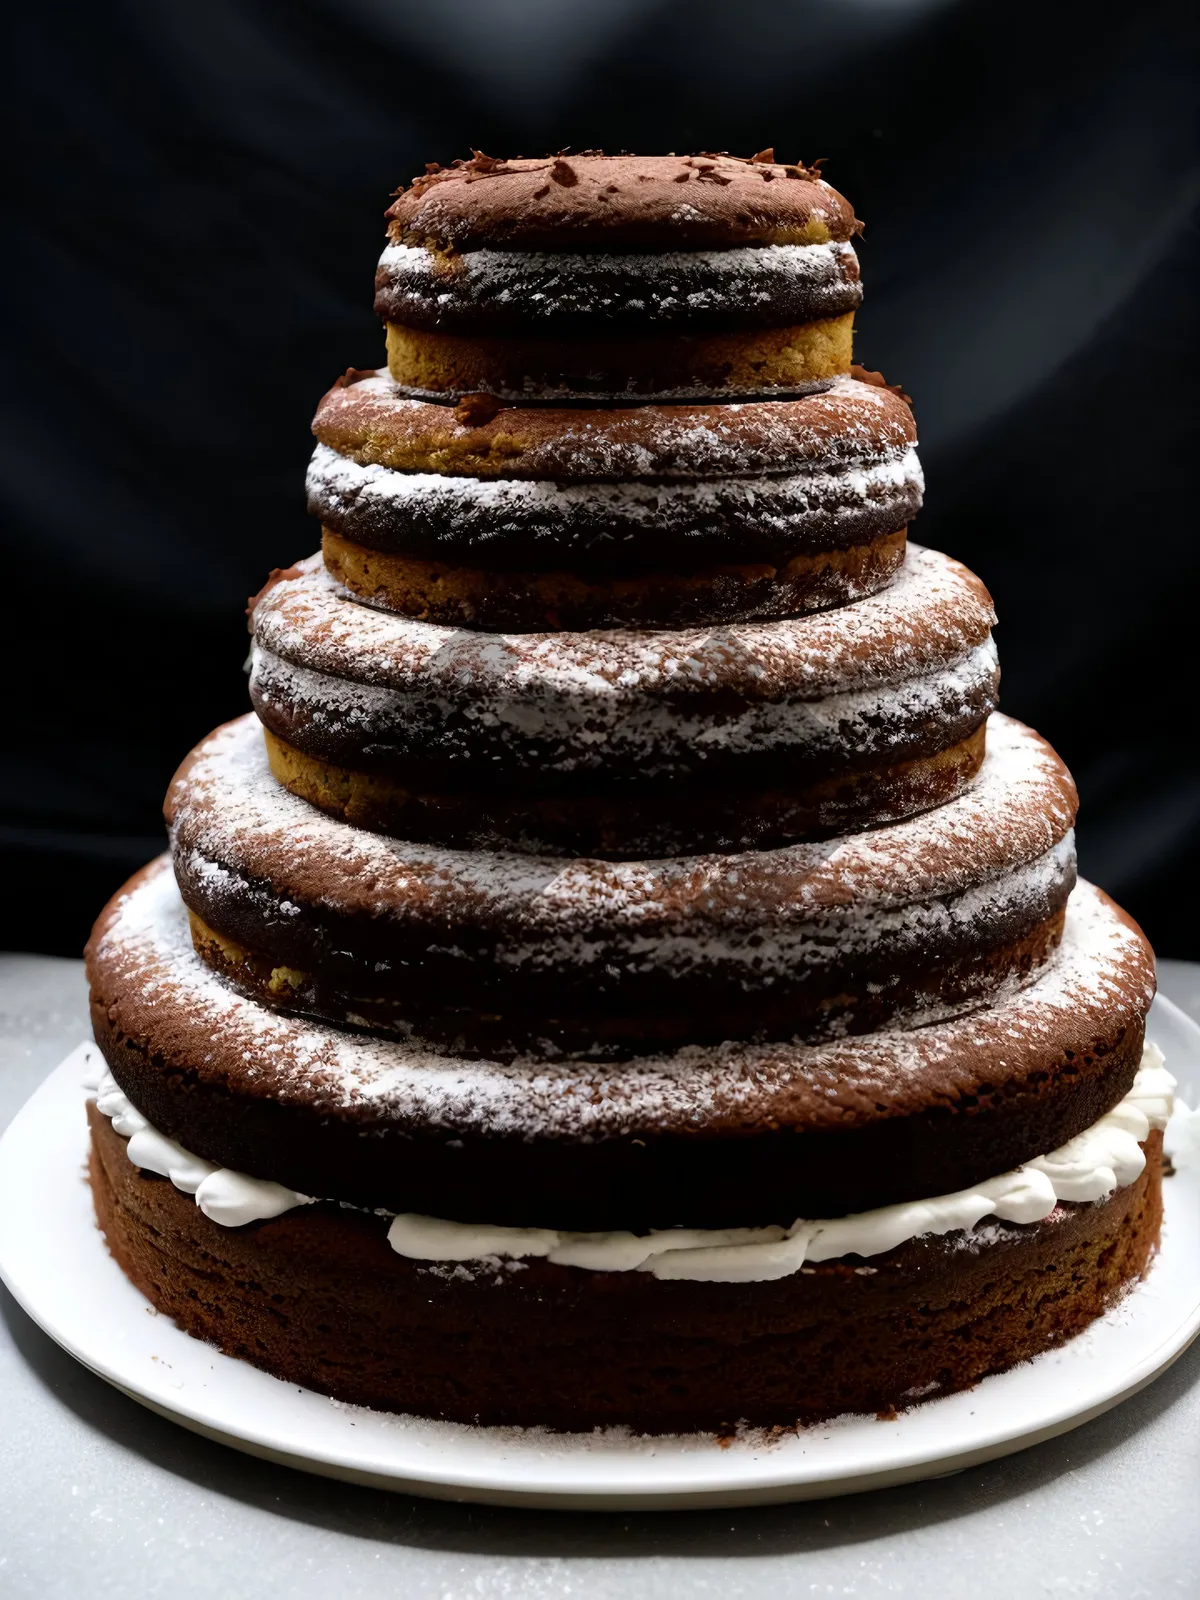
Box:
(2, 954), (1196, 1599)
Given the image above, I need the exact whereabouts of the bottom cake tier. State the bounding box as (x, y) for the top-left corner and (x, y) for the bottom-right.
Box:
(87, 1102), (1164, 1433)
(83, 861), (1171, 1432)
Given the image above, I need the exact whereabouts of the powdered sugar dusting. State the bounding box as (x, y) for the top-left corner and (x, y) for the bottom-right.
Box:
(314, 371), (917, 482)
(376, 238), (861, 322)
(171, 713), (1075, 979)
(306, 441), (923, 539)
(249, 546), (996, 765)
(93, 862), (1154, 1139)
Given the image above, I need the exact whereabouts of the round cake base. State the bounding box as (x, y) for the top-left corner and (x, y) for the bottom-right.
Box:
(2, 1026), (1197, 1509)
(85, 1104), (1163, 1431)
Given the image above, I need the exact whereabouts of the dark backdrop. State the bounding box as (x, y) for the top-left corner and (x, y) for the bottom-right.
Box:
(6, 0), (1199, 956)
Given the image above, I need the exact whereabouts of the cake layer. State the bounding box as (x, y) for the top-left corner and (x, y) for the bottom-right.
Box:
(381, 315), (855, 402)
(319, 527), (910, 631)
(381, 153), (861, 398)
(309, 370), (921, 628)
(385, 153), (860, 254)
(374, 239), (863, 335)
(88, 1040), (1173, 1266)
(311, 370), (915, 483)
(87, 861), (1155, 1231)
(87, 1103), (1164, 1430)
(169, 713), (1077, 1059)
(249, 546), (996, 856)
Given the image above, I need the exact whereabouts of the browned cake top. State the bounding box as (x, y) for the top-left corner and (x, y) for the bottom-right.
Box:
(168, 712), (1075, 946)
(246, 546), (998, 788)
(310, 369), (916, 482)
(90, 864), (1150, 1142)
(87, 861), (1153, 1228)
(385, 152), (859, 252)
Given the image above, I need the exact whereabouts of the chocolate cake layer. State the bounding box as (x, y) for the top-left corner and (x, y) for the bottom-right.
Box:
(375, 238), (862, 335)
(311, 369), (915, 483)
(310, 370), (920, 627)
(319, 526), (910, 631)
(248, 545), (997, 856)
(261, 724), (989, 859)
(88, 1105), (1163, 1431)
(169, 713), (1077, 1060)
(386, 153), (860, 254)
(380, 156), (860, 397)
(308, 370), (921, 631)
(87, 862), (1155, 1231)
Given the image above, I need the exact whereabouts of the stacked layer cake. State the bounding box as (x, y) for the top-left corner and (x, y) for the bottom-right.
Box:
(85, 152), (1173, 1431)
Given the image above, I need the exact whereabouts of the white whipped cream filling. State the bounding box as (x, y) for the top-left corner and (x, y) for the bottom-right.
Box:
(92, 1070), (312, 1227)
(88, 1046), (1173, 1281)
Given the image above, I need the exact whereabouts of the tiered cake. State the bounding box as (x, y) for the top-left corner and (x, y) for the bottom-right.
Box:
(85, 152), (1173, 1431)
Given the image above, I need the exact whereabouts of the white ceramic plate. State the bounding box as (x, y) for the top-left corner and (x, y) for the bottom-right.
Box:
(2, 1000), (1198, 1510)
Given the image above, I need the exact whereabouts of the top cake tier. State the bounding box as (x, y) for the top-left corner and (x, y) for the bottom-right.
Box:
(377, 153), (862, 401)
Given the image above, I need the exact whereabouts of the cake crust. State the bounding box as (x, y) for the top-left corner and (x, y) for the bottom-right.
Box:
(86, 862), (1154, 1231)
(88, 1105), (1163, 1432)
(248, 546), (996, 855)
(382, 313), (855, 401)
(385, 153), (861, 253)
(168, 713), (1076, 1059)
(319, 526), (911, 631)
(311, 369), (918, 482)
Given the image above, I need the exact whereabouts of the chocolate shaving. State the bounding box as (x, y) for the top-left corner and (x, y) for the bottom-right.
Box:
(454, 392), (502, 427)
(246, 566), (303, 618)
(550, 158), (579, 187)
(777, 157), (825, 181)
(851, 364), (912, 405)
(751, 148), (775, 164)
